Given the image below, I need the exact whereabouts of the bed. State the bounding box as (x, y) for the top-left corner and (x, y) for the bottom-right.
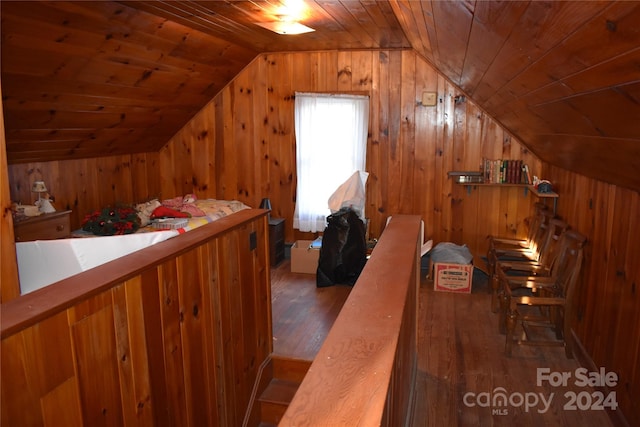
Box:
(16, 198), (250, 294)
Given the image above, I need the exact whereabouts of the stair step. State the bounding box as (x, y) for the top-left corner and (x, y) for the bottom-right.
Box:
(259, 378), (301, 424)
(271, 355), (312, 383)
(259, 378), (300, 405)
(247, 356), (312, 426)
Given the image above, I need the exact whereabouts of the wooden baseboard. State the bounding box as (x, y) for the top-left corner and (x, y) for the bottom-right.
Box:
(571, 330), (630, 427)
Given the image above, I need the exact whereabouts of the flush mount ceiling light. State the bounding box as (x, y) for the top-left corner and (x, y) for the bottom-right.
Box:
(255, 1), (314, 35)
(255, 18), (315, 35)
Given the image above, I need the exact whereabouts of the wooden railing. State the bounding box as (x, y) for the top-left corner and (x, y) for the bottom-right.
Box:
(1, 209), (272, 427)
(280, 215), (421, 427)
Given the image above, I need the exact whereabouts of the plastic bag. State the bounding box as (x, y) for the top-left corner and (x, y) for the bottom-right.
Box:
(328, 171), (368, 222)
(430, 242), (473, 265)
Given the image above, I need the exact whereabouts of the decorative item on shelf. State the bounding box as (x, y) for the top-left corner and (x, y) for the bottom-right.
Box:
(81, 206), (141, 236)
(447, 171), (484, 184)
(536, 180), (553, 194)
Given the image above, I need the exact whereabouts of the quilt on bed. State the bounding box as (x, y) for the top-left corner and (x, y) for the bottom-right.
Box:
(147, 198), (250, 234)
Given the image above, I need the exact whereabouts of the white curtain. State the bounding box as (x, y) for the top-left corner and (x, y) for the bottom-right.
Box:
(293, 92), (369, 232)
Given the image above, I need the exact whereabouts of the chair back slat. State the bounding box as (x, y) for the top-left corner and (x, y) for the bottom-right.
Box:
(528, 209), (556, 256)
(537, 219), (570, 270)
(524, 203), (548, 245)
(550, 230), (588, 297)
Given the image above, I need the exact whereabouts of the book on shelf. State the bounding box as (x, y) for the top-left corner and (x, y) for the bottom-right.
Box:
(481, 158), (531, 184)
(522, 164), (531, 185)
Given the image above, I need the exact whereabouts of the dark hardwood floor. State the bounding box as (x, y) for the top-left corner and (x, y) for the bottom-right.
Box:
(271, 259), (351, 360)
(270, 259), (617, 427)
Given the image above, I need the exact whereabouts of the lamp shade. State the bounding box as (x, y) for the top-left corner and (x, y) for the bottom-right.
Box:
(31, 181), (48, 193)
(259, 198), (272, 210)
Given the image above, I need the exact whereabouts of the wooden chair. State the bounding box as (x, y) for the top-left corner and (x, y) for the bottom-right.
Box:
(494, 218), (570, 332)
(493, 218), (570, 312)
(496, 219), (569, 275)
(486, 203), (548, 266)
(501, 229), (587, 357)
(487, 207), (555, 311)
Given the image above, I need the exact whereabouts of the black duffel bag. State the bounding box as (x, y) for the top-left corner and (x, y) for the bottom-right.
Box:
(316, 207), (367, 287)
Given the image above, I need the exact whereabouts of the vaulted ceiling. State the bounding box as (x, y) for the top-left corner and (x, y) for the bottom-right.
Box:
(2, 1), (639, 191)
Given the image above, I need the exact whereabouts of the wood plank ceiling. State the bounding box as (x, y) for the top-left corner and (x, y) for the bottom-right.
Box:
(1, 1), (639, 191)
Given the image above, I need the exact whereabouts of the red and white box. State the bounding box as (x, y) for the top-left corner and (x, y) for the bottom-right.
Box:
(433, 262), (473, 293)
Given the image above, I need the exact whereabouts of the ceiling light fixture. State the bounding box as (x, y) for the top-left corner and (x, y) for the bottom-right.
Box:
(255, 17), (315, 35)
(255, 1), (314, 35)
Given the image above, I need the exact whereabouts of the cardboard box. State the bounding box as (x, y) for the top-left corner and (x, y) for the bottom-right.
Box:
(433, 262), (473, 293)
(291, 240), (320, 274)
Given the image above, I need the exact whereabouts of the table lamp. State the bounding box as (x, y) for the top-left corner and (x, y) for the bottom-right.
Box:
(31, 181), (48, 203)
(259, 198), (272, 219)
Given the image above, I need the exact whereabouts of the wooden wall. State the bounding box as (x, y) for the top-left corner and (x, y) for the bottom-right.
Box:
(7, 153), (161, 233)
(7, 49), (539, 255)
(1, 82), (20, 302)
(158, 49), (541, 252)
(1, 211), (271, 427)
(541, 165), (640, 427)
(4, 48), (639, 424)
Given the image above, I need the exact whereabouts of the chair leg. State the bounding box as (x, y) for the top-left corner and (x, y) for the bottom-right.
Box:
(487, 250), (496, 306)
(498, 291), (508, 335)
(491, 274), (500, 313)
(564, 337), (574, 358)
(505, 308), (518, 357)
(486, 248), (496, 277)
(553, 307), (563, 340)
(563, 309), (574, 359)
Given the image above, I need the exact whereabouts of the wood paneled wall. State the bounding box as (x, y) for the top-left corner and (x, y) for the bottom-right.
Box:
(159, 49), (541, 252)
(7, 153), (161, 232)
(1, 82), (20, 303)
(7, 49), (540, 255)
(4, 48), (639, 424)
(541, 165), (640, 427)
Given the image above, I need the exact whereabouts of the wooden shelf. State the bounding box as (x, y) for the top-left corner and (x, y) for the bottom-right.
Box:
(458, 182), (526, 188)
(527, 185), (558, 198)
(455, 182), (558, 212)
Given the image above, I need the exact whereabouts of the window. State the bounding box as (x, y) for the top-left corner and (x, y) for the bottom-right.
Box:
(293, 92), (369, 232)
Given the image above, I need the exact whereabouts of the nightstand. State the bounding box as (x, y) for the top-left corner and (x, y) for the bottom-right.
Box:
(268, 217), (285, 267)
(13, 210), (72, 242)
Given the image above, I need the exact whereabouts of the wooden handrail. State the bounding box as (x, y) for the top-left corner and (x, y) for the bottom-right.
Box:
(280, 214), (421, 426)
(1, 208), (268, 339)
